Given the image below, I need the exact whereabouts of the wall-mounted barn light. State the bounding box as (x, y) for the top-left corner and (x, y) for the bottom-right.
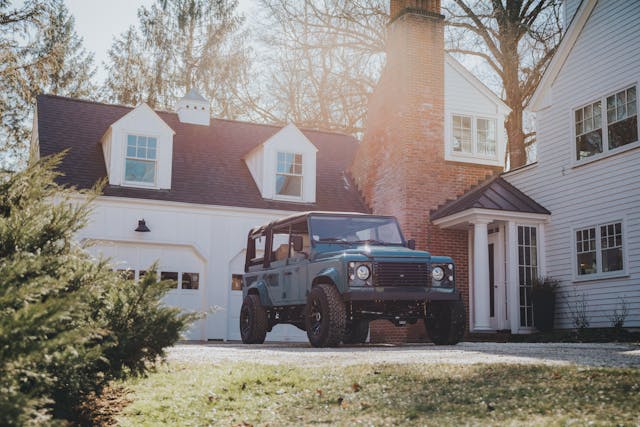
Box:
(135, 219), (150, 232)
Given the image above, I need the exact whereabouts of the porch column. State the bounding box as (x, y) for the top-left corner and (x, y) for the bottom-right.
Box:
(472, 220), (492, 331)
(506, 221), (520, 334)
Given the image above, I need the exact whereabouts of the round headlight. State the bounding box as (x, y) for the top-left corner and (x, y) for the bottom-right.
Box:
(356, 265), (371, 280)
(432, 266), (445, 281)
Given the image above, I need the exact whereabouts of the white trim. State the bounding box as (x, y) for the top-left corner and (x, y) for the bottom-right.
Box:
(570, 216), (628, 282)
(109, 103), (175, 135)
(70, 193), (332, 225)
(529, 0), (598, 111)
(82, 237), (208, 262)
(446, 113), (501, 165)
(432, 208), (549, 229)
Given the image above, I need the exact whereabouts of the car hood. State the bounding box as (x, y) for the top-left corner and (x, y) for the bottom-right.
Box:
(314, 245), (431, 261)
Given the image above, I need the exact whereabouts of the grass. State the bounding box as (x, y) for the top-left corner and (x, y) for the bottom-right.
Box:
(114, 362), (640, 426)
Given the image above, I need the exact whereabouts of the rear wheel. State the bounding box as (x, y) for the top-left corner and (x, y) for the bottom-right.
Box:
(240, 294), (268, 344)
(305, 284), (346, 347)
(425, 300), (466, 345)
(343, 320), (369, 344)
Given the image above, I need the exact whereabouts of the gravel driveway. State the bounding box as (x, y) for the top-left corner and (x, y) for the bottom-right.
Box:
(167, 342), (640, 368)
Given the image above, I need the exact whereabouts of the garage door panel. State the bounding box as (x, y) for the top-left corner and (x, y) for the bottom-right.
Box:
(89, 242), (206, 341)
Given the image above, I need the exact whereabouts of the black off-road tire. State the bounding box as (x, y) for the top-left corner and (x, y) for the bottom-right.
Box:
(425, 300), (466, 345)
(305, 284), (346, 347)
(343, 320), (369, 344)
(240, 294), (268, 344)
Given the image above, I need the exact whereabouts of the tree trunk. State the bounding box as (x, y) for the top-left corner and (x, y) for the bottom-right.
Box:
(506, 105), (526, 167)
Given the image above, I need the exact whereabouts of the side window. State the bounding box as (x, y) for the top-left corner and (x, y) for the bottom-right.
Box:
(272, 228), (290, 263)
(247, 235), (266, 268)
(575, 221), (624, 277)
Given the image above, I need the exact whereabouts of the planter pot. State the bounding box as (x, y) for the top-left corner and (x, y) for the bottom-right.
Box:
(532, 291), (555, 332)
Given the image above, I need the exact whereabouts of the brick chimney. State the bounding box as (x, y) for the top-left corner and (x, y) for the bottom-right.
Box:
(350, 0), (499, 343)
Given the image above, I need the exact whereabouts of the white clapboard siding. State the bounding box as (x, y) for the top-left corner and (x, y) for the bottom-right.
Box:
(504, 1), (640, 329)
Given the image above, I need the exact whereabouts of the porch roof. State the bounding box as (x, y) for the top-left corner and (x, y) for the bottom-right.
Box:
(430, 176), (550, 221)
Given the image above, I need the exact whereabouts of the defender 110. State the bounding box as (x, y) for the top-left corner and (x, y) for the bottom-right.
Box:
(240, 212), (465, 347)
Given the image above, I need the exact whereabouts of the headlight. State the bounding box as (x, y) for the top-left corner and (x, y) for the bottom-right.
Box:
(432, 266), (445, 281)
(356, 265), (371, 280)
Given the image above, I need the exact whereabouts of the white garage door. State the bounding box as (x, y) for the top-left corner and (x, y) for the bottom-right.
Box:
(89, 242), (207, 341)
(227, 250), (307, 342)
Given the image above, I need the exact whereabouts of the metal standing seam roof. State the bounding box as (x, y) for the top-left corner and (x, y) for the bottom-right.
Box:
(36, 94), (370, 214)
(430, 176), (550, 221)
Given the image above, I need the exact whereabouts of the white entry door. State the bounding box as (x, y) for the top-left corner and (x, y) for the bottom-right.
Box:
(488, 230), (507, 330)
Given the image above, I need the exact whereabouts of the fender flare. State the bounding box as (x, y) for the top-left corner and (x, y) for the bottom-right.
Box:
(312, 267), (341, 288)
(246, 280), (272, 306)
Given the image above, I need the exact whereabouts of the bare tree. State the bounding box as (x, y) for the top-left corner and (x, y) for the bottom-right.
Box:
(104, 0), (250, 119)
(444, 0), (563, 167)
(253, 0), (386, 136)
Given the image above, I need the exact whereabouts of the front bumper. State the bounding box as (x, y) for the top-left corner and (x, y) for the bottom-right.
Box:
(345, 286), (459, 302)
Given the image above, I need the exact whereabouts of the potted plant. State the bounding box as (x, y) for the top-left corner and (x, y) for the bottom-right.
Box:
(531, 276), (559, 332)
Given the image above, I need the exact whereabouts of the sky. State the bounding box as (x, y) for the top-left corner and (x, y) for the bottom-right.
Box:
(64, 0), (255, 82)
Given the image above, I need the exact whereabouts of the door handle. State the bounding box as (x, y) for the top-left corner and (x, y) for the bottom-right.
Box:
(284, 271), (293, 276)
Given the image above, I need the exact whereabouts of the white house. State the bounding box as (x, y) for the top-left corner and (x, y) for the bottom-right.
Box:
(432, 0), (639, 332)
(32, 50), (508, 341)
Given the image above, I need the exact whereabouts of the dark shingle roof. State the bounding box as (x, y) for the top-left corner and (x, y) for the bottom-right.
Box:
(430, 176), (549, 220)
(36, 94), (369, 213)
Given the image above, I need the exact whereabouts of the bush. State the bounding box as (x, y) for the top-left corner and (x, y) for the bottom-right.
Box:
(0, 156), (196, 425)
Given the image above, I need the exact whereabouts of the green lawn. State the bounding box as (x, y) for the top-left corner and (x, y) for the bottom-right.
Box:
(116, 362), (640, 426)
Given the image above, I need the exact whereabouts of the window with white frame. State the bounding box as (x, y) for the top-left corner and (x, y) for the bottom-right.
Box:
(125, 134), (157, 184)
(276, 151), (302, 197)
(575, 85), (637, 161)
(576, 221), (624, 277)
(607, 86), (637, 149)
(452, 114), (497, 157)
(517, 225), (537, 328)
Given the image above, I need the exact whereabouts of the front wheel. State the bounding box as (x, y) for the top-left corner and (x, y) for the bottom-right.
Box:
(305, 284), (346, 347)
(425, 300), (466, 345)
(240, 294), (268, 344)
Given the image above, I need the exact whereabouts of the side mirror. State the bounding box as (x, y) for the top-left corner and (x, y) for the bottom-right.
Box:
(291, 235), (304, 252)
(407, 239), (416, 250)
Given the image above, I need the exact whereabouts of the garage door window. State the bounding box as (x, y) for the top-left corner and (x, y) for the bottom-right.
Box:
(116, 269), (135, 281)
(231, 274), (243, 291)
(161, 271), (179, 288)
(182, 272), (199, 290)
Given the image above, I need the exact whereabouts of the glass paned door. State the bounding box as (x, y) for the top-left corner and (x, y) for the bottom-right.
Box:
(517, 226), (538, 327)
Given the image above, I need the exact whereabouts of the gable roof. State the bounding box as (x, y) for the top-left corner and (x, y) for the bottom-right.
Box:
(36, 94), (369, 213)
(445, 54), (510, 113)
(430, 176), (550, 221)
(528, 0), (597, 111)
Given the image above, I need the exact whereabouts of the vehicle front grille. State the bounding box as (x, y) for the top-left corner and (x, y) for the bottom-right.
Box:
(372, 262), (429, 287)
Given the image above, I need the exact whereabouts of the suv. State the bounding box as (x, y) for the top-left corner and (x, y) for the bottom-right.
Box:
(240, 212), (465, 347)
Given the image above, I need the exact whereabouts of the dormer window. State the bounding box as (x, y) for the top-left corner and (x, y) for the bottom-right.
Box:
(125, 134), (157, 184)
(452, 114), (497, 157)
(276, 151), (303, 197)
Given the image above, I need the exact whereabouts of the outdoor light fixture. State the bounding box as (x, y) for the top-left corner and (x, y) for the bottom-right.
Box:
(135, 219), (150, 232)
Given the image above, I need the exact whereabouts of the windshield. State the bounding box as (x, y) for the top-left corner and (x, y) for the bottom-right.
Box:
(309, 215), (404, 245)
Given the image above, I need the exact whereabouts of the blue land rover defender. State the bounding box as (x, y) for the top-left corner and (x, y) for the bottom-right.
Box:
(241, 212), (465, 347)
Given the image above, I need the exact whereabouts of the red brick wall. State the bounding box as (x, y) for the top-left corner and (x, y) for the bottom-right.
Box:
(351, 6), (501, 344)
